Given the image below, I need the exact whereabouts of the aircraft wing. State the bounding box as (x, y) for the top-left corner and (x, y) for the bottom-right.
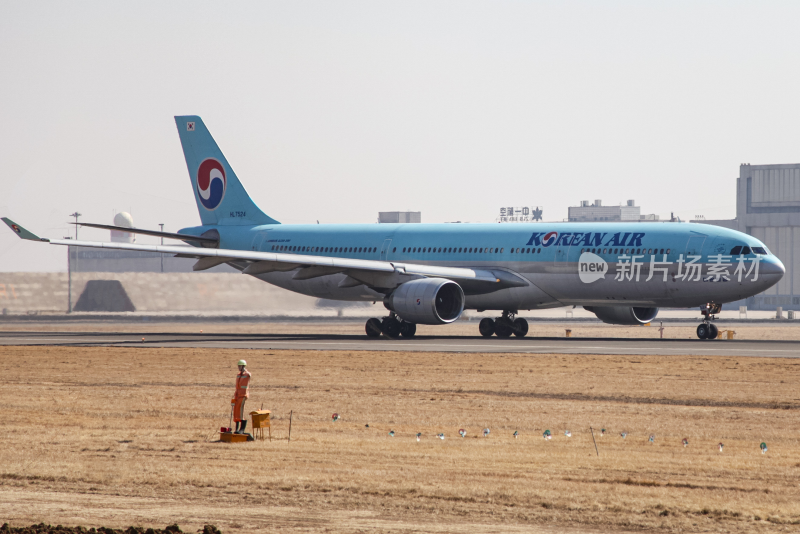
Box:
(72, 222), (219, 244)
(2, 218), (527, 292)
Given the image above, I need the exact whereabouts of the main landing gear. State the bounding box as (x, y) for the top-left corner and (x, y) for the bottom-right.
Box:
(365, 313), (416, 339)
(696, 303), (721, 340)
(479, 311), (528, 338)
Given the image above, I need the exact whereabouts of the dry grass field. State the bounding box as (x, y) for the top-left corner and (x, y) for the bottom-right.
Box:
(2, 344), (800, 533)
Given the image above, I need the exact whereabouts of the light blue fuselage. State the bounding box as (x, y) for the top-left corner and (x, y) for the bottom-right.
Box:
(179, 221), (785, 311)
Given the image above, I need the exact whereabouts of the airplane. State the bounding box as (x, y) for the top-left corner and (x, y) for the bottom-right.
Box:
(2, 116), (785, 340)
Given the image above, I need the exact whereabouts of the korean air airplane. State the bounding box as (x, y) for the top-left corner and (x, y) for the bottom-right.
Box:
(3, 116), (785, 340)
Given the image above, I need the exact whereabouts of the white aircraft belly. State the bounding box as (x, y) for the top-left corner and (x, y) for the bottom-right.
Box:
(466, 284), (561, 311)
(254, 271), (384, 301)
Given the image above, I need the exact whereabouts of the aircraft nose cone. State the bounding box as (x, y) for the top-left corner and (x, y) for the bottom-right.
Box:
(761, 256), (786, 279)
(754, 256), (785, 294)
(737, 255), (784, 299)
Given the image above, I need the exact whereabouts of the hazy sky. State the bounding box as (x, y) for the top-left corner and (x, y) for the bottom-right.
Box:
(2, 1), (800, 271)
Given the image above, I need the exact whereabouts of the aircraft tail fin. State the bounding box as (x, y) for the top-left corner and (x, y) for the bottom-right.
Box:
(174, 116), (279, 226)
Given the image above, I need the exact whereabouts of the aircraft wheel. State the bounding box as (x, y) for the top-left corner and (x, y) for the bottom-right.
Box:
(400, 322), (417, 338)
(495, 319), (513, 338)
(708, 323), (719, 340)
(479, 318), (495, 337)
(696, 323), (710, 340)
(513, 318), (529, 337)
(366, 318), (382, 338)
(382, 317), (401, 338)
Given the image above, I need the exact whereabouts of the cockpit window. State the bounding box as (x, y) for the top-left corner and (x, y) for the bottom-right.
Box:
(730, 246), (742, 255)
(752, 246), (767, 255)
(741, 246), (752, 255)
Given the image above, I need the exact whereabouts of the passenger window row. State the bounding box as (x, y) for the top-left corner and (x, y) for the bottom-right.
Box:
(273, 245), (378, 254)
(401, 247), (510, 254)
(581, 247), (671, 255)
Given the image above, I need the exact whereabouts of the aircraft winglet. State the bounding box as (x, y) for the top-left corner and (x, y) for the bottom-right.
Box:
(1, 218), (49, 242)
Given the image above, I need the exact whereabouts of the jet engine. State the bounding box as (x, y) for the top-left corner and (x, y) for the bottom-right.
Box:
(384, 278), (465, 325)
(584, 306), (659, 325)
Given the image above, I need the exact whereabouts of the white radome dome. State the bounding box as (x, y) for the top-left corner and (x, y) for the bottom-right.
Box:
(113, 212), (134, 228)
(111, 212), (134, 242)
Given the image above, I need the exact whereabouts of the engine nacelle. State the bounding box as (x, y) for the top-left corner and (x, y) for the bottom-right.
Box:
(384, 278), (465, 325)
(585, 306), (659, 325)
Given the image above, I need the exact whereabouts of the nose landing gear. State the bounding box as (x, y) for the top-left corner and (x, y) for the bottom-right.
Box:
(365, 313), (416, 338)
(697, 303), (721, 340)
(478, 311), (528, 338)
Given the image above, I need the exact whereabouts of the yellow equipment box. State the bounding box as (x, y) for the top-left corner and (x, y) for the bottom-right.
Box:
(219, 432), (249, 443)
(250, 410), (271, 441)
(250, 410), (271, 427)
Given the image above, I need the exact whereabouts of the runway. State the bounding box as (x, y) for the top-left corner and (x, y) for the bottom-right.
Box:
(2, 330), (800, 357)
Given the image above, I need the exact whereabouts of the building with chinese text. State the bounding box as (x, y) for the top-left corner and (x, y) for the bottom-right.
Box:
(497, 206), (543, 223)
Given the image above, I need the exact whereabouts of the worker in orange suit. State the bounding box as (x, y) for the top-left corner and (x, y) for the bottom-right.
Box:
(233, 359), (251, 434)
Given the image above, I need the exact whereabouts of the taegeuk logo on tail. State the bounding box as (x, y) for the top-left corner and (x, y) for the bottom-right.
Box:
(196, 158), (227, 210)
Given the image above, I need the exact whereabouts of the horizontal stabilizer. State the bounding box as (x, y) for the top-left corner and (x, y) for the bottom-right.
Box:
(74, 222), (218, 245)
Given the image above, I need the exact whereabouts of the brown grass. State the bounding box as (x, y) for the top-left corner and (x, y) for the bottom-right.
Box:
(1, 345), (800, 533)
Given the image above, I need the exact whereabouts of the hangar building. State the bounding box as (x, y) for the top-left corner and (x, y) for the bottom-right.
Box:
(695, 163), (800, 311)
